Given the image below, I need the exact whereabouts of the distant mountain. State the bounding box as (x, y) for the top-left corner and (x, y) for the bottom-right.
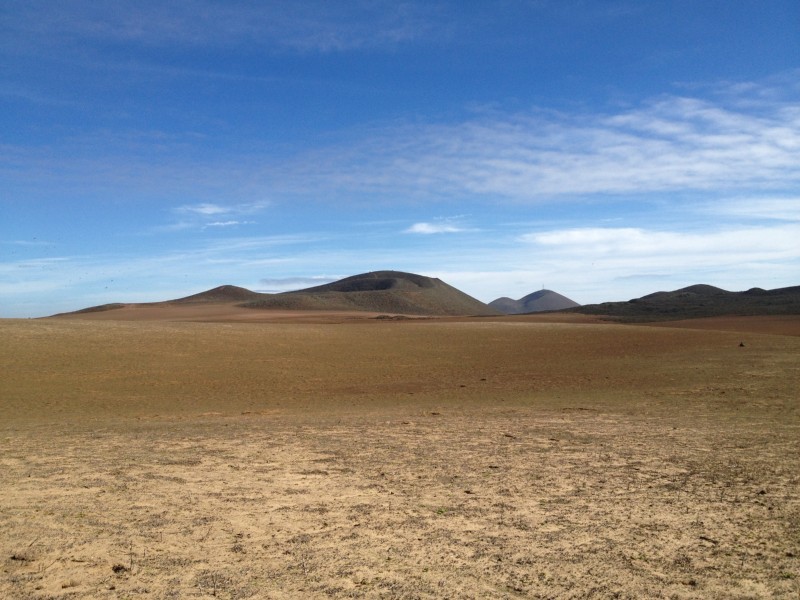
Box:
(489, 289), (580, 314)
(569, 284), (800, 321)
(57, 271), (501, 317)
(242, 271), (500, 316)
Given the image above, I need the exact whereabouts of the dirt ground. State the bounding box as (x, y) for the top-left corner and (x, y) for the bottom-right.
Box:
(1, 314), (799, 599)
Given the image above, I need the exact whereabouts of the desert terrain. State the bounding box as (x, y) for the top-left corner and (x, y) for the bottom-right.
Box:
(2, 310), (799, 599)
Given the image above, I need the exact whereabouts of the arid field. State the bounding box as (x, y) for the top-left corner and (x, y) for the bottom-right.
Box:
(1, 313), (799, 599)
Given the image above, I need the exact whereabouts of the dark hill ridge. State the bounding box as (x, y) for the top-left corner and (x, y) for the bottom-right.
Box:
(297, 271), (436, 293)
(57, 271), (500, 317)
(569, 284), (800, 321)
(639, 284), (726, 301)
(244, 271), (500, 316)
(489, 289), (580, 314)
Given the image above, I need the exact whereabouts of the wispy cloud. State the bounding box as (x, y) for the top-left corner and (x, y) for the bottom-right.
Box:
(163, 201), (268, 232)
(177, 202), (230, 216)
(3, 78), (797, 209)
(520, 224), (800, 274)
(405, 221), (469, 234)
(2, 1), (444, 54)
(703, 197), (800, 221)
(176, 200), (268, 215)
(204, 220), (255, 229)
(287, 88), (800, 200)
(1, 239), (52, 246)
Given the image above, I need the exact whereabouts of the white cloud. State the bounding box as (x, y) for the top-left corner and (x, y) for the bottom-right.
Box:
(278, 86), (800, 201)
(704, 197), (800, 221)
(1, 239), (51, 246)
(522, 225), (800, 251)
(204, 220), (255, 228)
(405, 222), (466, 234)
(522, 225), (800, 261)
(177, 202), (229, 215)
(175, 201), (268, 215)
(163, 201), (268, 232)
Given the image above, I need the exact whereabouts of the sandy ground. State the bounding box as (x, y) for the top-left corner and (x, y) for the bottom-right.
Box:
(1, 315), (799, 599)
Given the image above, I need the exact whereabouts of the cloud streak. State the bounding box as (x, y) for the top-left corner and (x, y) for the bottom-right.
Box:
(175, 201), (269, 216)
(288, 89), (800, 201)
(163, 201), (268, 232)
(204, 220), (255, 228)
(2, 0), (443, 54)
(177, 203), (230, 216)
(3, 78), (797, 209)
(405, 222), (468, 234)
(702, 197), (800, 221)
(524, 224), (800, 260)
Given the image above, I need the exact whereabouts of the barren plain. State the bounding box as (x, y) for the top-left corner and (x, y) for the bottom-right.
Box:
(1, 313), (799, 599)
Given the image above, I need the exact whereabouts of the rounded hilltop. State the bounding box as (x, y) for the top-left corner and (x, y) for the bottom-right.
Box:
(295, 271), (438, 293)
(244, 270), (500, 316)
(489, 289), (580, 314)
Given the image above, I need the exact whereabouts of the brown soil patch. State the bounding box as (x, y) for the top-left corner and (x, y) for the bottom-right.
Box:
(2, 317), (798, 598)
(50, 302), (394, 324)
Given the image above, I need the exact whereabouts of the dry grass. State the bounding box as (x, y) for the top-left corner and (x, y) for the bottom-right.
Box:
(1, 315), (799, 598)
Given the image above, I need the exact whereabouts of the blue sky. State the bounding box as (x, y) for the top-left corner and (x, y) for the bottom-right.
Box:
(2, 0), (799, 317)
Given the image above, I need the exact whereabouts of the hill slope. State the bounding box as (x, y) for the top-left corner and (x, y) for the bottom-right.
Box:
(172, 285), (265, 303)
(489, 289), (580, 314)
(570, 284), (800, 321)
